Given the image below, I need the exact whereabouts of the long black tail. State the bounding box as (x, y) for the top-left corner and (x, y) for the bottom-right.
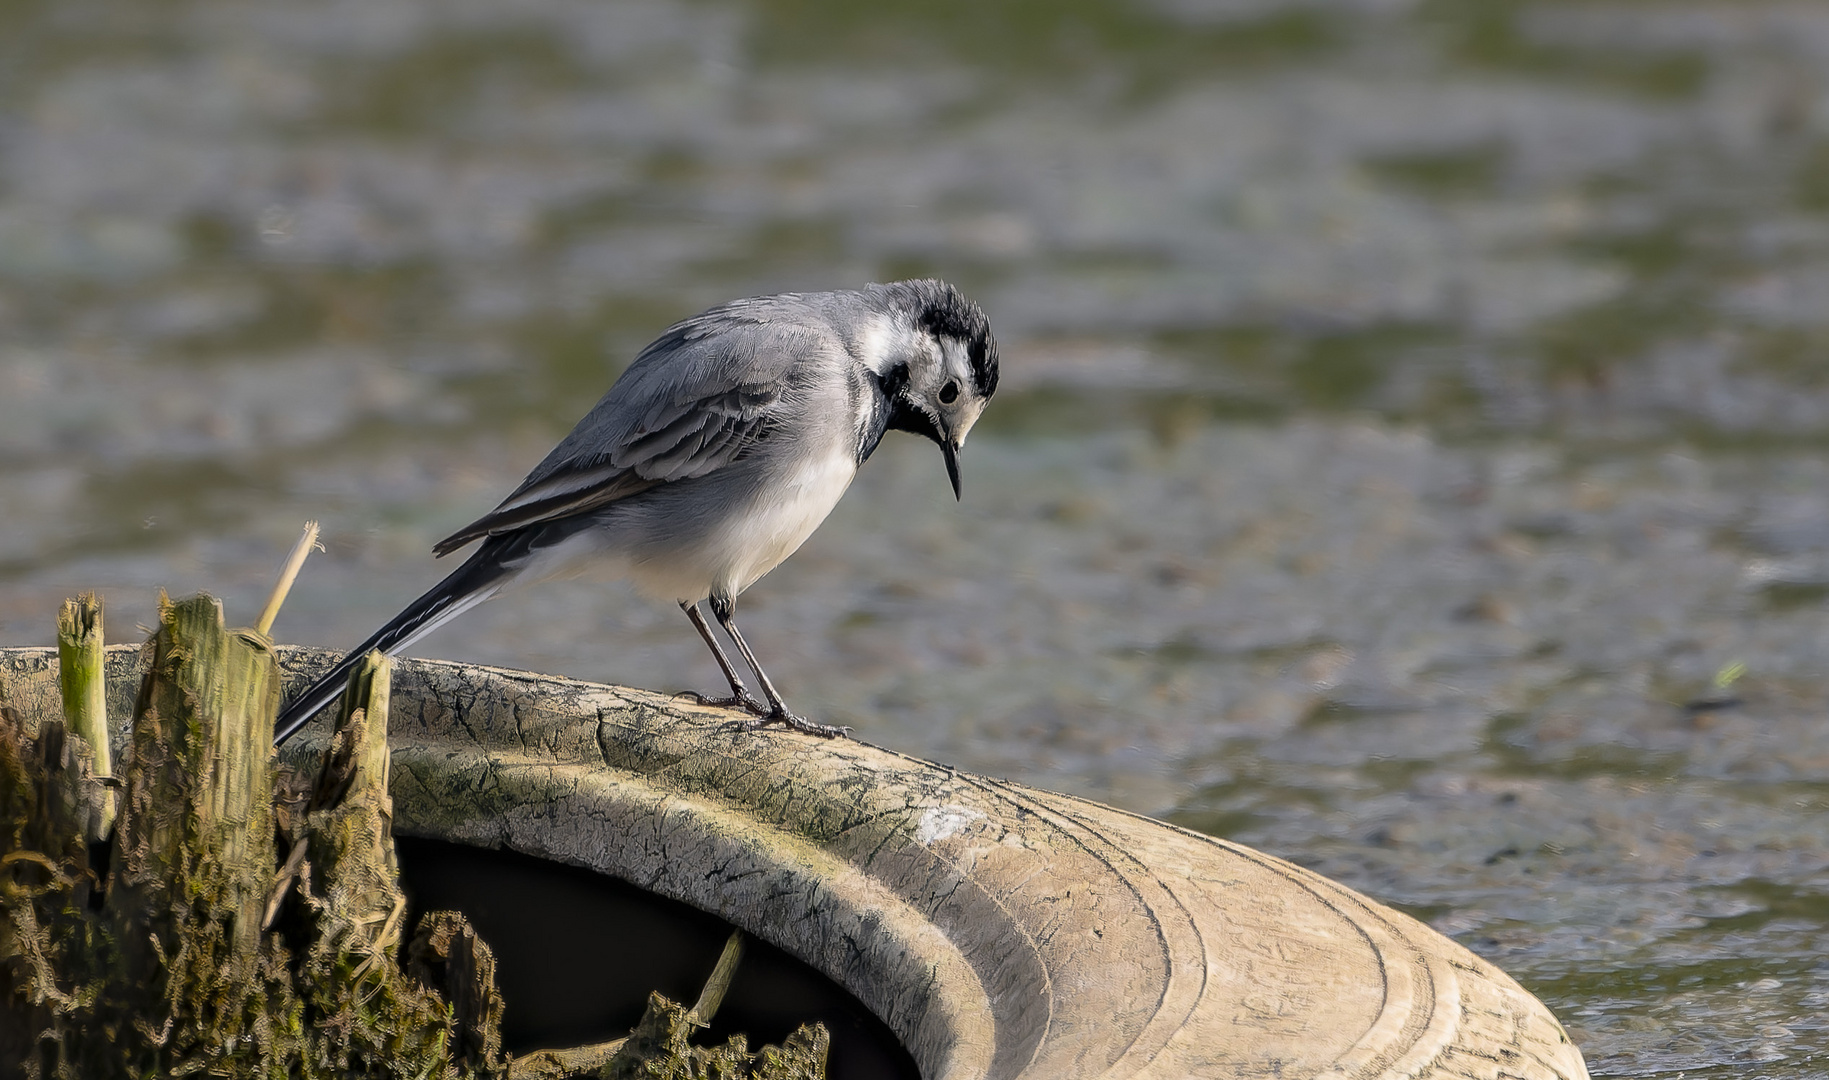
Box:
(272, 537), (522, 746)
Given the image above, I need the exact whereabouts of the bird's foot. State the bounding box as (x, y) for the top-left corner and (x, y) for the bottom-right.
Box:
(675, 688), (771, 717)
(726, 708), (851, 739)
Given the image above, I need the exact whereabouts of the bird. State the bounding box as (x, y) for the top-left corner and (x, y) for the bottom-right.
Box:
(272, 279), (999, 745)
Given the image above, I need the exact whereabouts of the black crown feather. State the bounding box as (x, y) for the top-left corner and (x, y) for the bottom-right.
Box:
(901, 280), (999, 399)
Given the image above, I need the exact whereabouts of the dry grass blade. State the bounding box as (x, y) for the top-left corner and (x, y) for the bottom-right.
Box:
(255, 522), (320, 636)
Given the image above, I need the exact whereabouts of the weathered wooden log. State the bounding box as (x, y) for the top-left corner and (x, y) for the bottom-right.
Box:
(0, 639), (1589, 1079)
(282, 645), (488, 1076)
(110, 594), (279, 996)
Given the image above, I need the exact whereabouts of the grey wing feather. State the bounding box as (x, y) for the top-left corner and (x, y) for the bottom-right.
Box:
(432, 308), (822, 557)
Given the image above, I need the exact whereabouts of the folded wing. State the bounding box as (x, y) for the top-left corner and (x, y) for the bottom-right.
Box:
(432, 314), (816, 557)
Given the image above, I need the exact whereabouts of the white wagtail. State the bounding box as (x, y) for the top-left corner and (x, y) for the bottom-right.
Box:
(273, 279), (998, 743)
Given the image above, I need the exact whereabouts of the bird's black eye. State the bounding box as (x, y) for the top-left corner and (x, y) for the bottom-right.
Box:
(939, 379), (959, 404)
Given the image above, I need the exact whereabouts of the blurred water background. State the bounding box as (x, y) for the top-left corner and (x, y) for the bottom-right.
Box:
(7, 0), (1829, 1073)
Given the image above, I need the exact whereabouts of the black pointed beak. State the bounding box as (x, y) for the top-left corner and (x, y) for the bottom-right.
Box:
(943, 439), (962, 500)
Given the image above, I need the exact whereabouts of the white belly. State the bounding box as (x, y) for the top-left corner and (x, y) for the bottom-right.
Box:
(596, 446), (858, 604)
(714, 448), (858, 597)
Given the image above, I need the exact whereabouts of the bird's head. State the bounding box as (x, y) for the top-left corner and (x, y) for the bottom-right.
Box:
(867, 279), (999, 499)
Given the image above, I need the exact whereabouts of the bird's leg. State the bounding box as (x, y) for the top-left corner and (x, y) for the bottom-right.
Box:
(674, 600), (769, 716)
(710, 595), (849, 738)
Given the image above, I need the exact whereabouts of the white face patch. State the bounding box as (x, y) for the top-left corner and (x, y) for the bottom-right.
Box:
(854, 307), (990, 452)
(855, 312), (923, 376)
(928, 335), (988, 447)
(948, 395), (987, 448)
(718, 443), (858, 596)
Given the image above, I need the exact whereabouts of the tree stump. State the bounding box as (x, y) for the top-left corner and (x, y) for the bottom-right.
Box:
(0, 595), (826, 1080)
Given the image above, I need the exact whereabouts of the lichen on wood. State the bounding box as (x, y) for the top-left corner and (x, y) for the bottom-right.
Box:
(53, 593), (112, 842)
(0, 594), (828, 1080)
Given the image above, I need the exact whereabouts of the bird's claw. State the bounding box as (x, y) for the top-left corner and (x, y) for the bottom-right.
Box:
(679, 688), (847, 736)
(724, 709), (850, 739)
